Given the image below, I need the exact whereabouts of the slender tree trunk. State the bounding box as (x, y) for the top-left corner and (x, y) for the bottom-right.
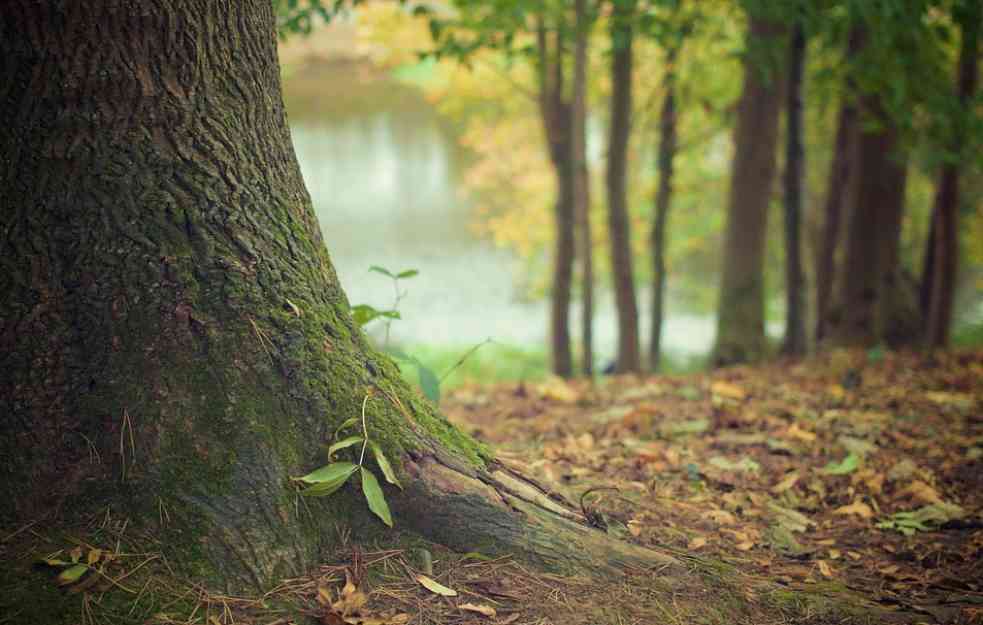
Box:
(829, 95), (908, 347)
(606, 0), (641, 373)
(573, 0), (594, 376)
(815, 101), (856, 343)
(919, 211), (937, 325)
(650, 47), (678, 372)
(1, 0), (673, 592)
(925, 0), (980, 347)
(781, 22), (807, 356)
(712, 16), (786, 366)
(537, 18), (576, 377)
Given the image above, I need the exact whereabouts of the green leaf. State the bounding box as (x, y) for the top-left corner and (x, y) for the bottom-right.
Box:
(334, 417), (359, 439)
(360, 467), (393, 527)
(351, 304), (382, 326)
(56, 564), (89, 586)
(301, 480), (349, 498)
(370, 441), (402, 489)
(396, 269), (419, 279)
(368, 265), (395, 278)
(417, 363), (440, 403)
(327, 436), (364, 459)
(823, 453), (860, 475)
(296, 462), (357, 484)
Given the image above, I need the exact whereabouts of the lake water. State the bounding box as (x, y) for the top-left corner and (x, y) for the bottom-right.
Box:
(283, 62), (718, 362)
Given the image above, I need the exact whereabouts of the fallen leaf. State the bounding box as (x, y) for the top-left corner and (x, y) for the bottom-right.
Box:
(834, 500), (874, 519)
(688, 536), (708, 549)
(898, 480), (942, 505)
(786, 423), (816, 443)
(416, 574), (457, 596)
(711, 381), (747, 401)
(460, 603), (496, 617)
(771, 472), (800, 494)
(817, 560), (834, 578)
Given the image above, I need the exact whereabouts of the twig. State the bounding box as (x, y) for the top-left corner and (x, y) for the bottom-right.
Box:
(358, 394), (370, 466)
(439, 338), (493, 383)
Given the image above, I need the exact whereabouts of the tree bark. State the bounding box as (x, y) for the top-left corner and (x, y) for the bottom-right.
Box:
(537, 17), (576, 378)
(814, 101), (856, 344)
(925, 0), (980, 347)
(0, 0), (673, 592)
(606, 0), (641, 373)
(650, 46), (678, 372)
(712, 16), (786, 366)
(829, 94), (908, 347)
(781, 22), (807, 356)
(573, 0), (594, 376)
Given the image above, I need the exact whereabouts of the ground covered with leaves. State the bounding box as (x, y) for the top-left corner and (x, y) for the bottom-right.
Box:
(442, 348), (983, 624)
(4, 349), (980, 625)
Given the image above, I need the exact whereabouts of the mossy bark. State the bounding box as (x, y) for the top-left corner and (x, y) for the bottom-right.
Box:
(0, 0), (673, 593)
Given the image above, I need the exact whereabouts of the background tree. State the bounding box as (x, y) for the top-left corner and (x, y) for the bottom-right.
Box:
(781, 17), (807, 356)
(923, 0), (980, 347)
(606, 0), (642, 373)
(573, 0), (595, 375)
(712, 8), (787, 366)
(814, 27), (862, 344)
(0, 0), (671, 591)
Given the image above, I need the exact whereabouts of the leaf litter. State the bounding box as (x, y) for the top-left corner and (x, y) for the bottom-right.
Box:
(443, 348), (983, 621)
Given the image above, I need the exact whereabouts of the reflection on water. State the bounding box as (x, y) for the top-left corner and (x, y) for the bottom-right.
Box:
(284, 62), (717, 359)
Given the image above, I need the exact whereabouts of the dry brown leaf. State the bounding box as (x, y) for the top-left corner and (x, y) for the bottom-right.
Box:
(706, 509), (737, 525)
(786, 423), (816, 443)
(771, 472), (800, 494)
(498, 614), (520, 624)
(627, 519), (642, 537)
(711, 381), (747, 401)
(460, 603), (497, 617)
(688, 536), (708, 549)
(416, 574), (457, 596)
(899, 480), (942, 504)
(817, 560), (834, 578)
(833, 500), (874, 519)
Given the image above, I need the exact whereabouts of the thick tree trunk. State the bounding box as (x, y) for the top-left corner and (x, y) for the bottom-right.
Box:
(829, 95), (908, 347)
(0, 0), (671, 592)
(650, 47), (678, 372)
(781, 22), (807, 356)
(538, 19), (576, 378)
(815, 101), (856, 344)
(606, 0), (641, 373)
(815, 28), (862, 345)
(573, 0), (594, 376)
(925, 1), (980, 347)
(712, 16), (786, 366)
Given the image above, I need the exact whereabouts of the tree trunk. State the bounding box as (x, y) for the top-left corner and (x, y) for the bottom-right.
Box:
(829, 95), (908, 347)
(0, 0), (672, 592)
(712, 16), (786, 367)
(573, 0), (594, 376)
(815, 27), (863, 345)
(781, 22), (807, 356)
(815, 101), (856, 344)
(650, 47), (678, 372)
(537, 17), (576, 378)
(606, 0), (641, 373)
(925, 0), (980, 347)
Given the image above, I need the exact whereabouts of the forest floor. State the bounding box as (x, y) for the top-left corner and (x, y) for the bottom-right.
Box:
(7, 349), (981, 625)
(440, 348), (983, 624)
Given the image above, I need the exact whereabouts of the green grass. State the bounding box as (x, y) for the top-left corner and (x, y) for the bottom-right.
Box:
(393, 341), (550, 391)
(387, 341), (709, 396)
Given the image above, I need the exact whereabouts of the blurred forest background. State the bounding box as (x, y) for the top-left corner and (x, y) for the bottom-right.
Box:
(275, 0), (982, 387)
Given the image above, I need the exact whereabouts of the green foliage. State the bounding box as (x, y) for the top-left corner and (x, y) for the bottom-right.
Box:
(293, 396), (401, 527)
